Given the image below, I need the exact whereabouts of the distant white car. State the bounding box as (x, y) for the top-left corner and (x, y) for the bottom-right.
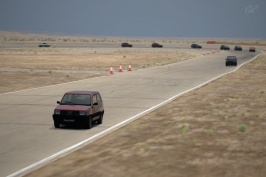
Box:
(249, 47), (256, 52)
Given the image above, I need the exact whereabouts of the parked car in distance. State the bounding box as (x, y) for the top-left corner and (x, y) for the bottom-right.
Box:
(220, 45), (230, 50)
(234, 45), (242, 51)
(151, 43), (163, 48)
(53, 91), (104, 129)
(225, 56), (237, 66)
(121, 43), (133, 47)
(38, 43), (50, 47)
(191, 43), (202, 49)
(249, 47), (256, 52)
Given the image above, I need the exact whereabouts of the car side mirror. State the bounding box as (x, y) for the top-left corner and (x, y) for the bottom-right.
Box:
(93, 102), (98, 106)
(57, 101), (61, 104)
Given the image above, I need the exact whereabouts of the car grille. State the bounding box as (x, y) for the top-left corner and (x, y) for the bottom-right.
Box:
(61, 110), (79, 116)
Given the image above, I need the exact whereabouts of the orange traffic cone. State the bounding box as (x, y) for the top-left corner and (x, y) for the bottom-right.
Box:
(119, 64), (123, 72)
(109, 66), (114, 75)
(128, 64), (132, 71)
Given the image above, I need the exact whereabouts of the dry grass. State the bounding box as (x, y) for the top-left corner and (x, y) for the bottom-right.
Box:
(25, 54), (266, 177)
(0, 48), (196, 70)
(1, 31), (265, 176)
(0, 48), (197, 94)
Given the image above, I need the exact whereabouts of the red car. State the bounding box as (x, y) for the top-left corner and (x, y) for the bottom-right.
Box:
(53, 91), (104, 129)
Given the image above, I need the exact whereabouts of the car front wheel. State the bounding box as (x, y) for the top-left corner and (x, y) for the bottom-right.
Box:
(54, 121), (60, 128)
(84, 116), (92, 129)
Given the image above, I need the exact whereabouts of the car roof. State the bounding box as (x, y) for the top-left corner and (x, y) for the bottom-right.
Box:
(64, 91), (99, 95)
(226, 56), (237, 59)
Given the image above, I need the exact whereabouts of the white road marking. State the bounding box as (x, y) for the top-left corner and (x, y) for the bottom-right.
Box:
(7, 54), (261, 177)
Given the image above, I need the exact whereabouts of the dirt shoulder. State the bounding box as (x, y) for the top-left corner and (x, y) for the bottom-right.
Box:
(24, 54), (266, 177)
(0, 48), (197, 94)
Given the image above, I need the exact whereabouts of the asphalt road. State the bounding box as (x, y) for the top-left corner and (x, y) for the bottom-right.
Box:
(0, 49), (258, 176)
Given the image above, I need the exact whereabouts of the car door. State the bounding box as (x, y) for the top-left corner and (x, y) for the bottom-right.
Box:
(96, 93), (103, 111)
(92, 94), (100, 121)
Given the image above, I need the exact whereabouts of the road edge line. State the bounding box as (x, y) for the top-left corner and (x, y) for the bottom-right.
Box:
(0, 54), (203, 96)
(7, 54), (262, 177)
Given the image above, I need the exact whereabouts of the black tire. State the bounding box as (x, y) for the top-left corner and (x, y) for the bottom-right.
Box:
(98, 113), (103, 124)
(85, 116), (92, 129)
(54, 121), (60, 128)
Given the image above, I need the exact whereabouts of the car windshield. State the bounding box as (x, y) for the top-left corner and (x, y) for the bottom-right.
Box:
(227, 56), (237, 59)
(61, 94), (91, 106)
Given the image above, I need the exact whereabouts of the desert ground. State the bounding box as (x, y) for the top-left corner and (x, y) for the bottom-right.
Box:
(1, 31), (265, 94)
(0, 47), (198, 94)
(1, 32), (266, 177)
(22, 53), (266, 177)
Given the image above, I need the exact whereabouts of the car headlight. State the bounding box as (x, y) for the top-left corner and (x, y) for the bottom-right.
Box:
(79, 111), (86, 116)
(54, 110), (61, 115)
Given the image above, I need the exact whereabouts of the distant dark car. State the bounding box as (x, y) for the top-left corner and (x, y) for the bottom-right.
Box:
(249, 47), (256, 52)
(53, 91), (104, 129)
(220, 45), (230, 50)
(38, 43), (50, 47)
(234, 46), (242, 51)
(151, 43), (163, 48)
(191, 44), (202, 49)
(225, 56), (237, 66)
(121, 43), (133, 47)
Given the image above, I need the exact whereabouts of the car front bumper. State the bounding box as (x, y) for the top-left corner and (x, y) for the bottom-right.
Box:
(53, 114), (89, 125)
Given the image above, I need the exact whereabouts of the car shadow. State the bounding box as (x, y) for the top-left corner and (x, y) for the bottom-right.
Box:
(50, 122), (101, 130)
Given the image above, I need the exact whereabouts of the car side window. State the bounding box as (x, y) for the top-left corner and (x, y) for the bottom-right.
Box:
(93, 95), (97, 105)
(96, 94), (102, 103)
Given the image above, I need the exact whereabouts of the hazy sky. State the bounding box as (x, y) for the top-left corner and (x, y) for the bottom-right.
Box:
(0, 0), (265, 38)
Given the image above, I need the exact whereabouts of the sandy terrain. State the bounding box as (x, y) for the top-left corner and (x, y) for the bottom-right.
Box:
(1, 32), (265, 177)
(0, 47), (197, 94)
(21, 53), (266, 177)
